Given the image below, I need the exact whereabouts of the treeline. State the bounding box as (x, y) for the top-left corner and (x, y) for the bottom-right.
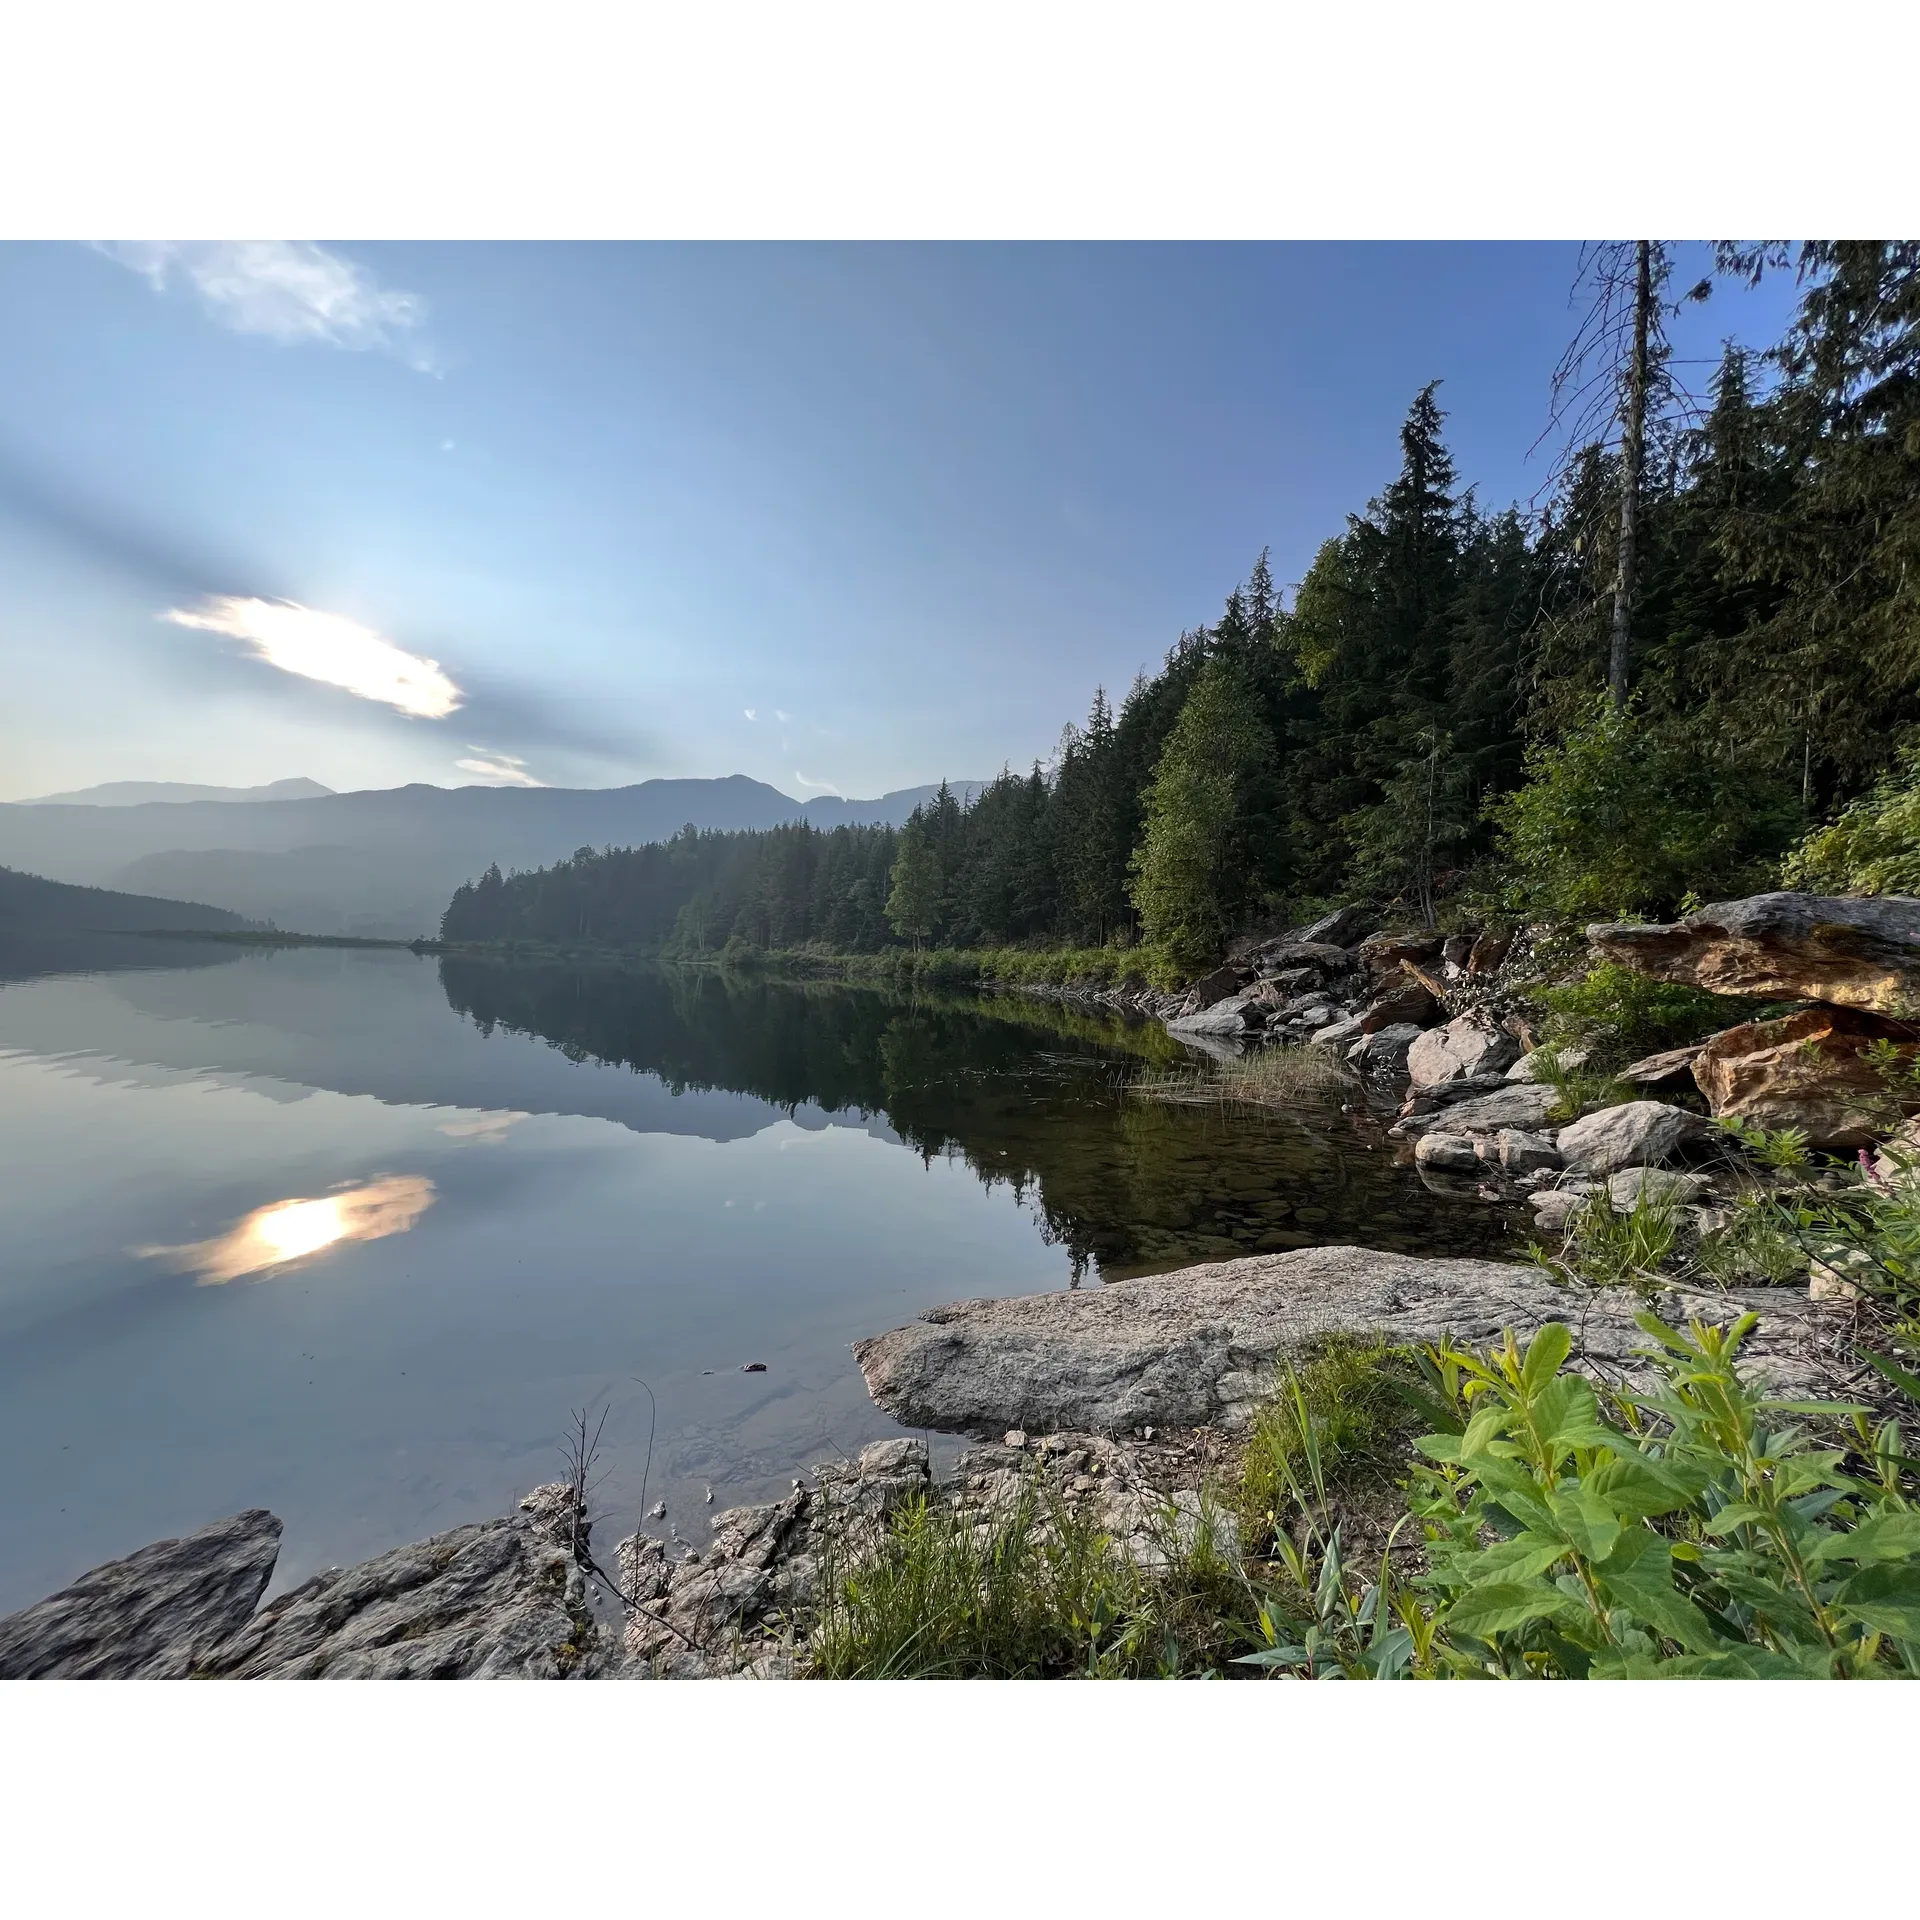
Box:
(445, 243), (1920, 973)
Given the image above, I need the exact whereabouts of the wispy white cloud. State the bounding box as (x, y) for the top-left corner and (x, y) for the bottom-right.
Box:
(96, 241), (436, 371)
(792, 770), (842, 795)
(743, 708), (757, 721)
(164, 595), (461, 719)
(774, 708), (792, 723)
(455, 748), (544, 787)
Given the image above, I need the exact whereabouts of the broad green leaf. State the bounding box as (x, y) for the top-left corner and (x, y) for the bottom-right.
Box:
(1836, 1564), (1920, 1640)
(1520, 1322), (1573, 1394)
(1445, 1581), (1582, 1639)
(1465, 1532), (1570, 1585)
(1591, 1529), (1721, 1654)
(1550, 1484), (1624, 1563)
(1532, 1374), (1620, 1453)
(1810, 1511), (1920, 1569)
(1586, 1454), (1703, 1519)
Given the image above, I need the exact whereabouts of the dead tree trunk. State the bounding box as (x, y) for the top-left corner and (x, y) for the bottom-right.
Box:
(1609, 239), (1652, 708)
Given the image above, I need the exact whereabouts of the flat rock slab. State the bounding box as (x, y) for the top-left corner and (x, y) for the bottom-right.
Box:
(852, 1245), (1822, 1437)
(1589, 891), (1920, 1016)
(198, 1496), (599, 1679)
(0, 1509), (283, 1679)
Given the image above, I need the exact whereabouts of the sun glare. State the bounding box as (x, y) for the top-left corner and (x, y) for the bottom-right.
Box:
(163, 595), (462, 720)
(139, 1174), (436, 1285)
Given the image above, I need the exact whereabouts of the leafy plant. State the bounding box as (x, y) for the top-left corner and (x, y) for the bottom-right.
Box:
(1538, 960), (1751, 1069)
(1403, 1317), (1920, 1677)
(1784, 739), (1920, 897)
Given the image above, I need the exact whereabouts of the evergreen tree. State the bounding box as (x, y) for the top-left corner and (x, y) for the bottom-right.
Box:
(1128, 655), (1284, 970)
(885, 812), (942, 948)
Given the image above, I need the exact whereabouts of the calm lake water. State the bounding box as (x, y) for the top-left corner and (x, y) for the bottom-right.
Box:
(0, 937), (1519, 1615)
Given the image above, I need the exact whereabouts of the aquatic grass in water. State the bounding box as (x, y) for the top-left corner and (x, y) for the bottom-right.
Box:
(1132, 1045), (1356, 1112)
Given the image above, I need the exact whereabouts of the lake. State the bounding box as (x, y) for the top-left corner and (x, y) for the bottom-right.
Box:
(0, 937), (1519, 1615)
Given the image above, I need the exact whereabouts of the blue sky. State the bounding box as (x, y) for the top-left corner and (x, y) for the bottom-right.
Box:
(0, 242), (1802, 802)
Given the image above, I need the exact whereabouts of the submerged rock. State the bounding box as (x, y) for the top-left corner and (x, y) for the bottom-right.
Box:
(1588, 891), (1920, 1016)
(0, 1509), (282, 1679)
(1166, 995), (1262, 1037)
(851, 1244), (1824, 1436)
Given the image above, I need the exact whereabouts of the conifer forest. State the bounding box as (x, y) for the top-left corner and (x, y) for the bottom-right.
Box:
(442, 243), (1920, 975)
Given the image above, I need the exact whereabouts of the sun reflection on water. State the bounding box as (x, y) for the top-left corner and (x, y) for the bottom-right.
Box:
(138, 1175), (436, 1285)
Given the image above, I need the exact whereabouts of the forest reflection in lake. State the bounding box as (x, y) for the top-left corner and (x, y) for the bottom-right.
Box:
(0, 938), (1517, 1619)
(437, 953), (1522, 1279)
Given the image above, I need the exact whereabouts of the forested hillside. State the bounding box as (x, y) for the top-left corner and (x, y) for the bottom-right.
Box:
(443, 243), (1920, 974)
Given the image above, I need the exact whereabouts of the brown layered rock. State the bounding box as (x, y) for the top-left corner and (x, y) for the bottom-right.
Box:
(1359, 929), (1446, 973)
(1619, 1042), (1708, 1090)
(1357, 970), (1441, 1034)
(1589, 891), (1920, 1016)
(1467, 926), (1515, 975)
(1691, 1005), (1918, 1148)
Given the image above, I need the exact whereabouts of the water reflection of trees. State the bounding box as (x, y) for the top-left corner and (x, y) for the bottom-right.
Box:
(437, 957), (1517, 1280)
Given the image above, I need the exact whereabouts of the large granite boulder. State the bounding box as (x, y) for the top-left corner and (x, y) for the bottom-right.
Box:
(0, 1509), (283, 1679)
(852, 1246), (1824, 1435)
(1556, 1100), (1711, 1175)
(1589, 891), (1920, 1016)
(1691, 1005), (1916, 1148)
(1407, 1015), (1523, 1090)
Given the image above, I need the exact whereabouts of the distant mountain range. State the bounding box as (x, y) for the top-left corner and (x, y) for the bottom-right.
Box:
(20, 777), (335, 807)
(0, 863), (250, 935)
(0, 777), (984, 939)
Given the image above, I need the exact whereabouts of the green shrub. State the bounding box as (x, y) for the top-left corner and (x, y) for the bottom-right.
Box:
(1539, 961), (1752, 1067)
(1243, 1318), (1920, 1679)
(1783, 740), (1920, 896)
(1488, 696), (1800, 922)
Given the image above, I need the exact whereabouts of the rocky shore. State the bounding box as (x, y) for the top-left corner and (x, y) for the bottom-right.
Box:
(3, 888), (1910, 1680)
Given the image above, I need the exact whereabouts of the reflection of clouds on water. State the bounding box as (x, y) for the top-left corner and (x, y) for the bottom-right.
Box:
(138, 1175), (436, 1285)
(435, 1109), (528, 1144)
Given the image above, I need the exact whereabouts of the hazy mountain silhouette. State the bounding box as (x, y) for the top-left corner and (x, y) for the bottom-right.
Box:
(21, 777), (334, 806)
(0, 777), (982, 938)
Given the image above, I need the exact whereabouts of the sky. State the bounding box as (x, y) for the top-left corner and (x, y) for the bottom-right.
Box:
(0, 242), (1804, 804)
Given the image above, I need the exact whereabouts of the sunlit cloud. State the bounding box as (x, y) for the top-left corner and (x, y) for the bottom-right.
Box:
(95, 241), (436, 370)
(139, 1175), (435, 1286)
(454, 748), (544, 787)
(163, 595), (462, 719)
(436, 1109), (528, 1143)
(792, 770), (842, 795)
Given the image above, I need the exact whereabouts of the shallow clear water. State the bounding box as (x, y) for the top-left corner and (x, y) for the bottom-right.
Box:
(0, 938), (1518, 1614)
